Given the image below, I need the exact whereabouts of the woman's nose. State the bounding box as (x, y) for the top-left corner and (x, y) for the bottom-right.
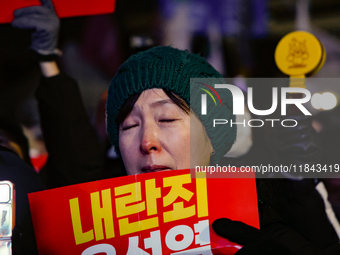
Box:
(140, 127), (162, 154)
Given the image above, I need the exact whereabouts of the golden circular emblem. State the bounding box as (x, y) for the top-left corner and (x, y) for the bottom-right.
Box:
(275, 31), (325, 78)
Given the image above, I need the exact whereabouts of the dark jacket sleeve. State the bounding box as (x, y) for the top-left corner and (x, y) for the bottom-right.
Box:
(36, 72), (104, 188)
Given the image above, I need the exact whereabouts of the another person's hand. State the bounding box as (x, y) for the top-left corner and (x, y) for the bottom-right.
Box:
(11, 0), (60, 56)
(212, 218), (322, 255)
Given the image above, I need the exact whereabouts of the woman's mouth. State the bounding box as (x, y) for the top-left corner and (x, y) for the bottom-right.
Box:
(141, 165), (171, 173)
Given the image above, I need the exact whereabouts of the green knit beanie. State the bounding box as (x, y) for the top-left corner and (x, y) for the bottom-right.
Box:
(106, 45), (236, 164)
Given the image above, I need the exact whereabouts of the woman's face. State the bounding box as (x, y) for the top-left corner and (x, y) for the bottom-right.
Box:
(119, 89), (213, 175)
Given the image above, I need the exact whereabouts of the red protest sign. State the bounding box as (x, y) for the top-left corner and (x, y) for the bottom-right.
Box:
(28, 169), (258, 255)
(1, 0), (115, 24)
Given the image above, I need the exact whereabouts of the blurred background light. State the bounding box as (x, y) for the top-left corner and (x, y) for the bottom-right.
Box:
(312, 92), (338, 110)
(320, 92), (337, 110)
(311, 93), (322, 109)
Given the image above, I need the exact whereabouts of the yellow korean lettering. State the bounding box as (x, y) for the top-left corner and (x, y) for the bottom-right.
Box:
(115, 182), (145, 218)
(163, 174), (195, 223)
(145, 178), (161, 216)
(118, 216), (159, 236)
(69, 197), (94, 245)
(163, 202), (195, 223)
(163, 174), (194, 205)
(115, 182), (159, 236)
(195, 177), (208, 217)
(90, 189), (115, 241)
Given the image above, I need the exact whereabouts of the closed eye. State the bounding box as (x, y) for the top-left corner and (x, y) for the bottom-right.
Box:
(122, 124), (138, 131)
(159, 119), (177, 123)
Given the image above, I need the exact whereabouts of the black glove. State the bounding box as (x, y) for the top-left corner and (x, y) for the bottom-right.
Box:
(212, 218), (323, 255)
(11, 0), (60, 56)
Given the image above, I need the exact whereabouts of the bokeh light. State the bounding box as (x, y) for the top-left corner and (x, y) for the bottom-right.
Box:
(311, 93), (322, 110)
(320, 92), (337, 110)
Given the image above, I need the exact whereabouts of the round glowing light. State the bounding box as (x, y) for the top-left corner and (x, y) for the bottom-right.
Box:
(320, 92), (337, 110)
(311, 93), (322, 110)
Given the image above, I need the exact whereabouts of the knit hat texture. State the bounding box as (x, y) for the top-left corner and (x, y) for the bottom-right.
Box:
(106, 45), (236, 164)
